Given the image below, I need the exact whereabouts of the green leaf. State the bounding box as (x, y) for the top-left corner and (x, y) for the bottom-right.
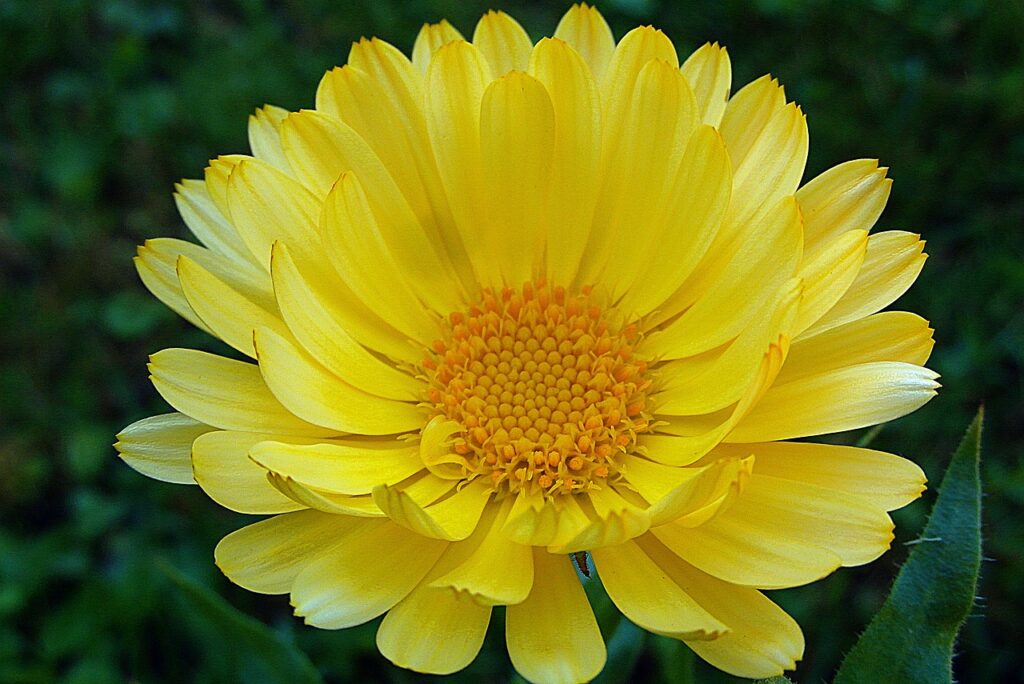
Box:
(754, 678), (795, 684)
(160, 562), (323, 684)
(834, 408), (983, 684)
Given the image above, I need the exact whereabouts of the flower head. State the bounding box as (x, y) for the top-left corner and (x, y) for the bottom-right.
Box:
(118, 5), (937, 681)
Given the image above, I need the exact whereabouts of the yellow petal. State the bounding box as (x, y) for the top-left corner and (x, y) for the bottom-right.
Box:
(654, 278), (801, 412)
(506, 549), (605, 684)
(648, 196), (803, 358)
(377, 579), (491, 675)
(425, 40), (492, 285)
(792, 229), (868, 335)
(247, 104), (291, 172)
(191, 430), (309, 514)
(148, 348), (329, 436)
(601, 25), (677, 109)
(115, 412), (212, 484)
(419, 415), (471, 480)
(615, 124), (731, 318)
(249, 440), (423, 496)
(592, 539), (727, 639)
(412, 19), (465, 73)
(173, 179), (254, 267)
(270, 241), (422, 366)
(797, 159), (891, 259)
(480, 70), (555, 285)
(680, 42), (732, 126)
(709, 441), (927, 511)
(319, 172), (445, 342)
(637, 535), (805, 678)
(291, 521), (447, 628)
(728, 361), (939, 443)
(215, 511), (370, 594)
(429, 498), (534, 605)
(654, 473), (896, 589)
(622, 453), (754, 527)
(253, 326), (425, 436)
(781, 311), (935, 385)
(553, 3), (615, 83)
(528, 37), (602, 286)
(203, 154), (248, 222)
(500, 486), (592, 548)
(177, 254), (287, 358)
(805, 230), (927, 336)
(473, 10), (532, 75)
(718, 75), (786, 169)
(264, 472), (384, 517)
(586, 58), (698, 296)
(373, 478), (493, 541)
(550, 486), (651, 553)
(269, 242), (423, 400)
(318, 46), (475, 293)
(225, 158), (321, 269)
(134, 246), (209, 333)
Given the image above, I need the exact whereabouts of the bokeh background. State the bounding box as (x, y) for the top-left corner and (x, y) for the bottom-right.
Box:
(2, 0), (1022, 682)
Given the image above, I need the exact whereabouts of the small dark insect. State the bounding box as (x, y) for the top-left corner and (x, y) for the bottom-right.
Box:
(571, 551), (591, 578)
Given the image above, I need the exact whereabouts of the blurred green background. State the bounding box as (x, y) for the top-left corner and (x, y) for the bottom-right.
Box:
(1, 0), (1021, 681)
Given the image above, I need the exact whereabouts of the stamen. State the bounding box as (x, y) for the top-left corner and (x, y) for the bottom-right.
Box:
(423, 281), (652, 497)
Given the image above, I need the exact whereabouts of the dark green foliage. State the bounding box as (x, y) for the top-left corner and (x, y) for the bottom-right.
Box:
(162, 562), (323, 684)
(1, 0), (1019, 682)
(834, 410), (983, 684)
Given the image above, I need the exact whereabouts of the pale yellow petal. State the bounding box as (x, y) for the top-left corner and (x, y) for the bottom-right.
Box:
(680, 42), (732, 126)
(148, 348), (330, 436)
(134, 245), (211, 334)
(501, 487), (592, 548)
(709, 441), (927, 511)
(425, 40), (493, 285)
(173, 178), (254, 267)
(264, 473), (385, 517)
(373, 478), (493, 541)
(247, 104), (291, 172)
(412, 19), (465, 73)
(728, 361), (939, 443)
(804, 230), (927, 336)
(191, 430), (309, 514)
(637, 535), (804, 678)
(528, 37), (602, 286)
(592, 539), (727, 639)
(429, 498), (534, 605)
(249, 440), (423, 496)
(253, 326), (425, 436)
(225, 158), (321, 269)
(270, 241), (422, 366)
(319, 172), (445, 341)
(215, 511), (369, 594)
(780, 311), (934, 385)
(177, 255), (286, 358)
(270, 242), (423, 400)
(797, 159), (892, 259)
(506, 549), (605, 684)
(550, 486), (651, 553)
(203, 154), (248, 221)
(622, 453), (754, 527)
(291, 521), (447, 628)
(792, 229), (868, 335)
(115, 412), (212, 484)
(655, 473), (896, 589)
(473, 10), (532, 75)
(553, 3), (615, 83)
(479, 70), (555, 285)
(377, 580), (491, 675)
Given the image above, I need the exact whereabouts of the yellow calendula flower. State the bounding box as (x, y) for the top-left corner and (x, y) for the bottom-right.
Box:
(117, 4), (938, 682)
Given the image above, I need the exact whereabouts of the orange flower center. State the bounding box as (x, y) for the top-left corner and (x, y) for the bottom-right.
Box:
(424, 281), (652, 496)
